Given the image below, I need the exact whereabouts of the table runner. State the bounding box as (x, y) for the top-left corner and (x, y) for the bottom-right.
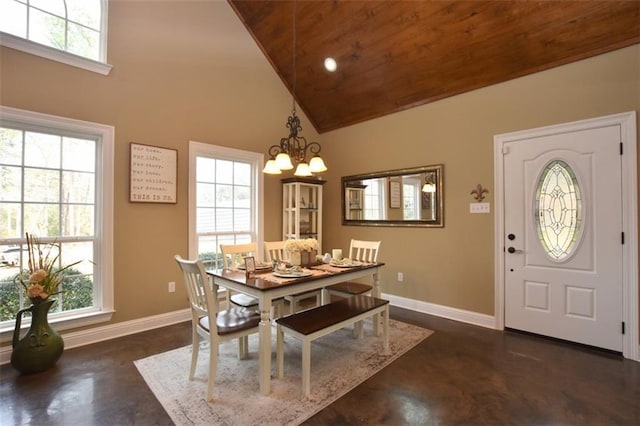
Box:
(261, 268), (329, 284)
(312, 262), (374, 274)
(260, 262), (376, 284)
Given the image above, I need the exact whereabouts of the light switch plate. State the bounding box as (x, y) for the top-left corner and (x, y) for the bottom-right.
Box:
(470, 202), (490, 214)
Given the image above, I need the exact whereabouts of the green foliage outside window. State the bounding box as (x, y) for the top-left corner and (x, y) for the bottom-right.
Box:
(0, 267), (93, 322)
(199, 251), (224, 270)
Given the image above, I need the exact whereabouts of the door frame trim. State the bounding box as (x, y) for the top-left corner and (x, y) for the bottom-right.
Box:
(493, 111), (638, 361)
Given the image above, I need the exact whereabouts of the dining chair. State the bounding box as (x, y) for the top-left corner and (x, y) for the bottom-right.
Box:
(220, 243), (260, 311)
(220, 243), (285, 317)
(264, 240), (322, 314)
(325, 239), (381, 299)
(174, 255), (260, 401)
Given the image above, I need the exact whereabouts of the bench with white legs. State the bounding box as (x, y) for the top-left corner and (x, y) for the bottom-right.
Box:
(276, 294), (389, 396)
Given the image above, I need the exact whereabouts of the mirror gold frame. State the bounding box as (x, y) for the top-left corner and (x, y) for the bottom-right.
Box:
(342, 164), (444, 227)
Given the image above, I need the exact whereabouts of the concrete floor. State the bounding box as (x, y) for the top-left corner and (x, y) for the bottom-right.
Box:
(1, 306), (639, 425)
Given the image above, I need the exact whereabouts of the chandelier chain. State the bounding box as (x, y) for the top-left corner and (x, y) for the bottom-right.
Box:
(292, 0), (297, 115)
(262, 0), (327, 176)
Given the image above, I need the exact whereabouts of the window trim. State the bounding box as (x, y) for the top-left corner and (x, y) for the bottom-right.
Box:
(0, 106), (114, 341)
(364, 179), (385, 220)
(0, 0), (111, 75)
(403, 177), (422, 220)
(0, 31), (113, 75)
(188, 140), (264, 260)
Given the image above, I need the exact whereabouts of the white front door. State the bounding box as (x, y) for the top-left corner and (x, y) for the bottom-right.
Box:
(503, 123), (623, 351)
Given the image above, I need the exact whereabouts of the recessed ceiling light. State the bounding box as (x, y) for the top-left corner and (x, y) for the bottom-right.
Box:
(324, 57), (337, 72)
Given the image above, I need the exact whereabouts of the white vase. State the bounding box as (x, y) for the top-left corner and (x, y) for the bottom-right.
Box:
(290, 251), (302, 266)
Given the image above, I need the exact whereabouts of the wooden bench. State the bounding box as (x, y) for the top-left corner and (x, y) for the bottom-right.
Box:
(276, 294), (389, 396)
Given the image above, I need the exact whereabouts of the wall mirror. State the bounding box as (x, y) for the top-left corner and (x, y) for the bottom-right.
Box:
(342, 164), (444, 227)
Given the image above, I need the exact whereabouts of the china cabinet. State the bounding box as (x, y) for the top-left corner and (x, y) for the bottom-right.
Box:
(282, 177), (326, 250)
(345, 184), (366, 220)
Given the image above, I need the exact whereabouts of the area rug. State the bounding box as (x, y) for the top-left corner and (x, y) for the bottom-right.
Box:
(134, 319), (432, 426)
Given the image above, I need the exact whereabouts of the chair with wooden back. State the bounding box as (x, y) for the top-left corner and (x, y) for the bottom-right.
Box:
(174, 255), (260, 401)
(220, 243), (261, 310)
(220, 242), (259, 269)
(264, 240), (322, 314)
(325, 239), (381, 298)
(220, 243), (285, 316)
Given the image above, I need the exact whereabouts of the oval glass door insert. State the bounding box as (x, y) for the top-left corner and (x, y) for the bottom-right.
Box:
(534, 160), (583, 261)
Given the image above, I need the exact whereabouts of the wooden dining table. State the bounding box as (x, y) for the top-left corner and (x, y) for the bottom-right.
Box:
(206, 261), (384, 396)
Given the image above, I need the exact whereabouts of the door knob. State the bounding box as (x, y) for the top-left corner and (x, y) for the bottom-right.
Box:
(507, 247), (523, 254)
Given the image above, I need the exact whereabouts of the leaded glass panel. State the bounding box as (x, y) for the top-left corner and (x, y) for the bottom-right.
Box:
(535, 160), (583, 261)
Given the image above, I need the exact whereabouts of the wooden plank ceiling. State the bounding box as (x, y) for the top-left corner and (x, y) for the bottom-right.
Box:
(229, 1), (640, 133)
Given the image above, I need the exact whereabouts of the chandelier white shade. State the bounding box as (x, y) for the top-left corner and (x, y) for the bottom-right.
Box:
(309, 155), (327, 172)
(422, 171), (437, 193)
(275, 152), (294, 170)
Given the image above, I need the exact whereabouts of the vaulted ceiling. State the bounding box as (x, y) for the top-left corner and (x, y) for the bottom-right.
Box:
(229, 1), (639, 133)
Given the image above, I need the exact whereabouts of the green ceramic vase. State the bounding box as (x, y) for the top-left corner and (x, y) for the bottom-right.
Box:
(11, 299), (64, 374)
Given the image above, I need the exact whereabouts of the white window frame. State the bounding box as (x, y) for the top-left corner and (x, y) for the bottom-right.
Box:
(364, 179), (385, 220)
(0, 0), (112, 75)
(188, 140), (264, 261)
(0, 106), (114, 341)
(403, 177), (421, 220)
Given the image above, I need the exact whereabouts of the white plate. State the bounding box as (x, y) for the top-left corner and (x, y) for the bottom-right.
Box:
(272, 271), (313, 278)
(237, 264), (272, 270)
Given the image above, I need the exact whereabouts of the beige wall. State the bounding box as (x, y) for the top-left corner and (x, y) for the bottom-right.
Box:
(320, 44), (640, 317)
(0, 1), (638, 336)
(0, 0), (304, 327)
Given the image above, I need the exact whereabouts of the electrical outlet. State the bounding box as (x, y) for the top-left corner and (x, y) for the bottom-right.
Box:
(397, 272), (404, 282)
(168, 281), (175, 293)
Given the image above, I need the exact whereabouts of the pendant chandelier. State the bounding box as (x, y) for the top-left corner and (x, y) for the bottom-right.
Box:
(262, 1), (327, 177)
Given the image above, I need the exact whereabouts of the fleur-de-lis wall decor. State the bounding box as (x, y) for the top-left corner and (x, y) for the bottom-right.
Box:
(471, 184), (489, 202)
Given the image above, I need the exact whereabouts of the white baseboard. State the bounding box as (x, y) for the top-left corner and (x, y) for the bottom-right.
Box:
(382, 292), (496, 329)
(384, 294), (640, 362)
(1, 308), (190, 366)
(4, 298), (634, 367)
(2, 296), (497, 367)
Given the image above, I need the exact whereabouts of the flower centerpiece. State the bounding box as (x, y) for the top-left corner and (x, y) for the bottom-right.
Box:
(284, 238), (319, 266)
(11, 233), (81, 374)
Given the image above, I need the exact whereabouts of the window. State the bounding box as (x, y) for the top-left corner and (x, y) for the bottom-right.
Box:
(0, 106), (114, 333)
(188, 141), (263, 269)
(402, 178), (421, 220)
(535, 160), (583, 261)
(364, 179), (384, 220)
(0, 0), (111, 75)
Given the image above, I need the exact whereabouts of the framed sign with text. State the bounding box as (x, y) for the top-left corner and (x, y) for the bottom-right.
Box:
(389, 180), (401, 209)
(130, 143), (177, 203)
